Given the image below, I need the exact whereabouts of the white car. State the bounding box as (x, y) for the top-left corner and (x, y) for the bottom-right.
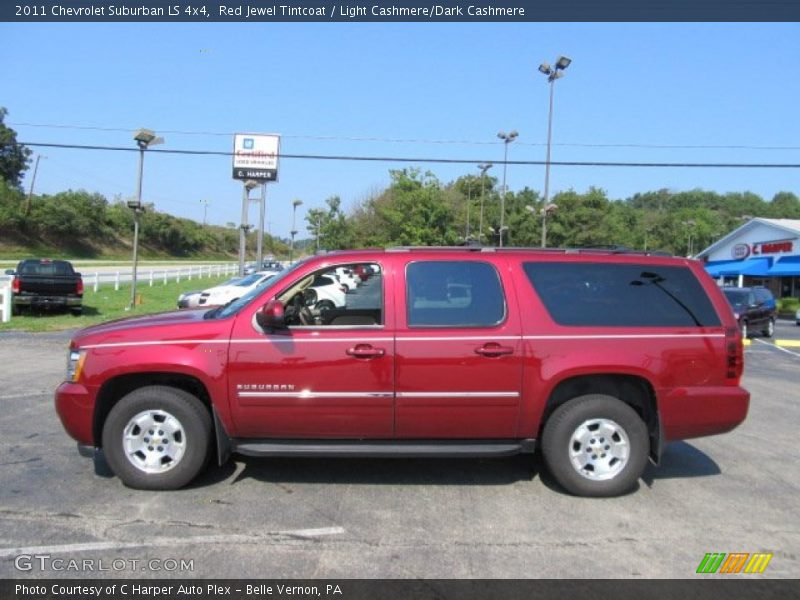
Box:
(331, 267), (359, 291)
(310, 274), (346, 310)
(177, 277), (243, 309)
(197, 272), (276, 307)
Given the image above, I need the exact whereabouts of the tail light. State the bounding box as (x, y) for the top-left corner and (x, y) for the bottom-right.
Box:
(11, 277), (20, 293)
(76, 279), (84, 295)
(725, 326), (743, 383)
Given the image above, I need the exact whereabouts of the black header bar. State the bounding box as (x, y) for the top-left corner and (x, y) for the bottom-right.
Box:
(4, 0), (800, 22)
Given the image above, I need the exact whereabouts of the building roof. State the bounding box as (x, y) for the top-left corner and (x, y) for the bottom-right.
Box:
(695, 218), (800, 259)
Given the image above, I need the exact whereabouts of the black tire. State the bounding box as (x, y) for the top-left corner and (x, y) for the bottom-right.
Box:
(70, 307), (83, 316)
(316, 300), (335, 312)
(762, 318), (774, 338)
(11, 304), (20, 316)
(102, 385), (212, 490)
(541, 394), (649, 497)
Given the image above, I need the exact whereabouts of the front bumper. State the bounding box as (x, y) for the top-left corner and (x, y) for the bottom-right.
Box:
(55, 382), (95, 445)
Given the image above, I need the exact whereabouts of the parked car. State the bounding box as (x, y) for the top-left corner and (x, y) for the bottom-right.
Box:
(309, 274), (346, 310)
(796, 307), (800, 326)
(177, 277), (242, 309)
(261, 260), (284, 272)
(5, 259), (83, 315)
(722, 286), (777, 338)
(56, 249), (748, 497)
(197, 272), (276, 307)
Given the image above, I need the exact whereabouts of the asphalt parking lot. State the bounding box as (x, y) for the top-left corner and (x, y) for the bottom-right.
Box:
(0, 320), (798, 579)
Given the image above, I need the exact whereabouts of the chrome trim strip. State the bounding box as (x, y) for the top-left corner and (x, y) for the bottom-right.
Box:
(522, 334), (725, 340)
(238, 391), (394, 399)
(83, 332), (724, 349)
(396, 391), (519, 398)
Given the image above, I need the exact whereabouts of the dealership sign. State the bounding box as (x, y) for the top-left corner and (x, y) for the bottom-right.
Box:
(731, 239), (795, 260)
(232, 133), (280, 181)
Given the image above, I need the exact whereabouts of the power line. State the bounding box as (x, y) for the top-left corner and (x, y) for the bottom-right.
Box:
(15, 141), (800, 169)
(10, 121), (800, 151)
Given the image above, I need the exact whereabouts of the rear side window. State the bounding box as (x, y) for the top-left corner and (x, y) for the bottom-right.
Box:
(406, 261), (505, 327)
(523, 262), (721, 327)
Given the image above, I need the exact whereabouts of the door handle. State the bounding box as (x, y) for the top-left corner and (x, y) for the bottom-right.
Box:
(475, 343), (514, 357)
(346, 344), (385, 359)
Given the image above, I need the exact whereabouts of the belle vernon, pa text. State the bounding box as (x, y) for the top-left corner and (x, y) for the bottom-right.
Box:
(40, 4), (525, 18)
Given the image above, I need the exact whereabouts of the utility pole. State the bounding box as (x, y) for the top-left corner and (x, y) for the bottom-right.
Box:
(25, 155), (44, 216)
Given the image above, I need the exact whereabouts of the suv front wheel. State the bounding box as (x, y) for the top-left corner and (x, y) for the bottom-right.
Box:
(102, 386), (212, 490)
(541, 394), (649, 497)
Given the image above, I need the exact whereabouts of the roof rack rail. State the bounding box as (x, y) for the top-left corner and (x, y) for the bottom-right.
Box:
(383, 245), (673, 256)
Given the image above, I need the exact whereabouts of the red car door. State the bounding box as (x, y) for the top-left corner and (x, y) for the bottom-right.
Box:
(226, 259), (395, 438)
(394, 255), (523, 438)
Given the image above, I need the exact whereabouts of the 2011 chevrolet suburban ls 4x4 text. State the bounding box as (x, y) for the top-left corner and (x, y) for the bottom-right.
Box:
(55, 247), (749, 497)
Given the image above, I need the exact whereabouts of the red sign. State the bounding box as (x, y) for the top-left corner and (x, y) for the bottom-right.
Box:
(753, 240), (794, 255)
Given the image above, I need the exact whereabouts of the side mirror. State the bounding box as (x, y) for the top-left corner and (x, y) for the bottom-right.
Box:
(256, 300), (286, 330)
(4, 270), (14, 275)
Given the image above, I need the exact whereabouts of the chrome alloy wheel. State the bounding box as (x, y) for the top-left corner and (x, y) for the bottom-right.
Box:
(122, 409), (187, 474)
(568, 418), (630, 481)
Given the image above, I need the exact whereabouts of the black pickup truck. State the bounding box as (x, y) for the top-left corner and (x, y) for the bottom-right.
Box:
(5, 259), (83, 315)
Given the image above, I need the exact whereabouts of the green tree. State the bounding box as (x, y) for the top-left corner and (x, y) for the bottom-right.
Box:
(0, 108), (32, 189)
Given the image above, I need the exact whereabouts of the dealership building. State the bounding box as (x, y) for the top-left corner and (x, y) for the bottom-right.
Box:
(696, 218), (800, 298)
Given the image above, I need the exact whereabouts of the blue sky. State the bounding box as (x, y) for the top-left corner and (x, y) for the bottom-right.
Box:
(2, 23), (799, 239)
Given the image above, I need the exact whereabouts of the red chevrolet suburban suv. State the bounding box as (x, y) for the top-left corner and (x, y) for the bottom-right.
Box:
(55, 248), (749, 497)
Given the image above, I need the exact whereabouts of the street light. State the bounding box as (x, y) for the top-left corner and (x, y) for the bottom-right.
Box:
(290, 198), (303, 262)
(477, 163), (492, 243)
(526, 203), (558, 247)
(129, 128), (164, 310)
(497, 130), (518, 247)
(537, 55), (571, 248)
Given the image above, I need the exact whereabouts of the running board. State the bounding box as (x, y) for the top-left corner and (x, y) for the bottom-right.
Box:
(233, 439), (536, 458)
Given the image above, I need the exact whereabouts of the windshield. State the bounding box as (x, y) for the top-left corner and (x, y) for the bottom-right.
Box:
(206, 259), (311, 320)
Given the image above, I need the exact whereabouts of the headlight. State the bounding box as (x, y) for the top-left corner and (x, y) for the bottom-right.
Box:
(66, 349), (87, 382)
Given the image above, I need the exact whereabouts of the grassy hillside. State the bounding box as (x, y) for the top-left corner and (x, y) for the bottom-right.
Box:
(0, 181), (290, 260)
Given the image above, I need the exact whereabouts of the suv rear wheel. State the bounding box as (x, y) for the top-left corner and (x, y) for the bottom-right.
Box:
(102, 386), (212, 490)
(541, 394), (649, 497)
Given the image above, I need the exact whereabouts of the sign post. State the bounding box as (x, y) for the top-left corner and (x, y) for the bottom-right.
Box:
(232, 133), (280, 275)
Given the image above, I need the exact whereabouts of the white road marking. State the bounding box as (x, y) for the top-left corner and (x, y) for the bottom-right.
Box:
(0, 391), (50, 400)
(754, 338), (800, 358)
(0, 526), (345, 558)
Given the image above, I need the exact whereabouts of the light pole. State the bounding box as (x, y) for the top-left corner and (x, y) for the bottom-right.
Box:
(200, 199), (210, 226)
(537, 55), (571, 248)
(290, 198), (302, 262)
(497, 131), (518, 247)
(129, 128), (163, 310)
(477, 163), (492, 243)
(465, 179), (472, 241)
(526, 203), (558, 247)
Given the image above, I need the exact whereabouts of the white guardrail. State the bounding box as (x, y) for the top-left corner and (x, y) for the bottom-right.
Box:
(82, 263), (240, 292)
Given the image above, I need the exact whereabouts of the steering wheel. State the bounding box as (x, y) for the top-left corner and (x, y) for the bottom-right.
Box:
(298, 305), (314, 325)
